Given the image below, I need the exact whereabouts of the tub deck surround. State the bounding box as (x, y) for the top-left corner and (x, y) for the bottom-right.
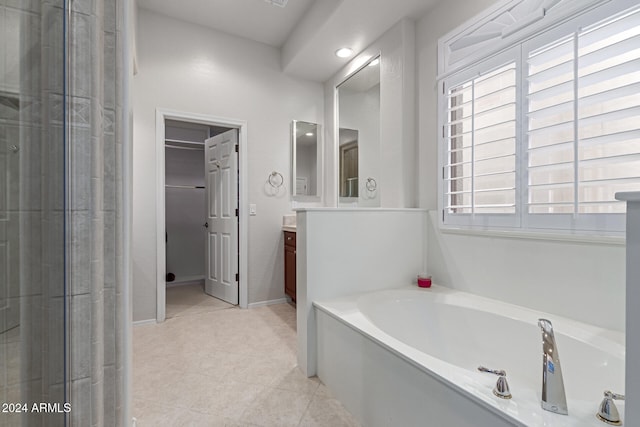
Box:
(314, 285), (625, 427)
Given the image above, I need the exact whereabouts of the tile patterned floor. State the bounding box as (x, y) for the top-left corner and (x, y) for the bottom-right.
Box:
(133, 286), (359, 427)
(165, 283), (234, 319)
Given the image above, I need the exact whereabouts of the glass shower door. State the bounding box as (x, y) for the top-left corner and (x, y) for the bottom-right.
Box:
(1, 0), (68, 425)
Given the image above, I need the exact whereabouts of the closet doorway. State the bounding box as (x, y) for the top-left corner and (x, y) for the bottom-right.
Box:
(156, 110), (249, 322)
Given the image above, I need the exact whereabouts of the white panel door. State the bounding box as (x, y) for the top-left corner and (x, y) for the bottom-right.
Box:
(204, 129), (239, 305)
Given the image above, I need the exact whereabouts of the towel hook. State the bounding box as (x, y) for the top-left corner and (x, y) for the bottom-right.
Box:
(268, 171), (284, 188)
(366, 177), (377, 192)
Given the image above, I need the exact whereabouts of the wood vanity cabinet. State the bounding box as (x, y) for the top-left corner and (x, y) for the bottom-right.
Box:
(284, 231), (296, 303)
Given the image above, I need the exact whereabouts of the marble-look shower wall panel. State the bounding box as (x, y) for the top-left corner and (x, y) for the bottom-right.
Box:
(19, 98), (43, 128)
(65, 0), (125, 423)
(104, 0), (115, 33)
(46, 123), (65, 214)
(0, 7), (5, 94)
(0, 98), (19, 123)
(104, 133), (116, 211)
(18, 212), (43, 296)
(4, 126), (19, 212)
(104, 33), (116, 109)
(103, 364), (116, 426)
(71, 293), (92, 380)
(18, 10), (43, 96)
(2, 7), (20, 92)
(70, 127), (92, 211)
(71, 377), (91, 426)
(5, 0), (40, 13)
(23, 378), (45, 425)
(18, 126), (43, 212)
(21, 295), (43, 381)
(45, 212), (65, 298)
(91, 366), (105, 427)
(68, 96), (93, 131)
(47, 296), (65, 386)
(6, 213), (19, 297)
(71, 12), (102, 100)
(91, 290), (106, 426)
(71, 211), (91, 295)
(104, 108), (115, 135)
(71, 0), (98, 16)
(43, 4), (64, 95)
(104, 212), (115, 288)
(4, 339), (19, 385)
(103, 288), (115, 365)
(91, 136), (105, 211)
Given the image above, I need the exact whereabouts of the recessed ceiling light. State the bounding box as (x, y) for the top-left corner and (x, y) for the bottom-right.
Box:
(369, 58), (380, 67)
(335, 48), (354, 58)
(305, 132), (314, 137)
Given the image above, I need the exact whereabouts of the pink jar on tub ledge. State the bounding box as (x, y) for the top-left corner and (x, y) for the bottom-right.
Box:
(417, 275), (432, 288)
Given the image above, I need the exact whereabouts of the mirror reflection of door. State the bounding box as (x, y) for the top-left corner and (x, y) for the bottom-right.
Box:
(339, 128), (359, 197)
(293, 121), (319, 198)
(295, 177), (308, 195)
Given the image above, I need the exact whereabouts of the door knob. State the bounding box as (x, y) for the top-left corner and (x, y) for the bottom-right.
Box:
(203, 222), (208, 228)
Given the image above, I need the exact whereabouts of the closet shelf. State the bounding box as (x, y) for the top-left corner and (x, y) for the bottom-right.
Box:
(165, 138), (205, 145)
(165, 184), (205, 189)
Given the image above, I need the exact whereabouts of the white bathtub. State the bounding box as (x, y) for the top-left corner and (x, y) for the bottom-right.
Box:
(314, 285), (625, 427)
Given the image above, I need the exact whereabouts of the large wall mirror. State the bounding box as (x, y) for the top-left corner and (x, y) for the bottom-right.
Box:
(337, 55), (381, 207)
(291, 120), (321, 199)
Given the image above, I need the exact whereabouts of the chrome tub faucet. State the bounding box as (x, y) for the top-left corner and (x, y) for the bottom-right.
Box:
(538, 318), (568, 415)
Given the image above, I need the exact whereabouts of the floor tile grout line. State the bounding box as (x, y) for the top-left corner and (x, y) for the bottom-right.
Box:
(296, 391), (316, 427)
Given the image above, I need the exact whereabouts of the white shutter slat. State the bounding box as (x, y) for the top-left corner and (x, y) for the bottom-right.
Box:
(579, 8), (640, 53)
(578, 33), (640, 70)
(578, 57), (640, 90)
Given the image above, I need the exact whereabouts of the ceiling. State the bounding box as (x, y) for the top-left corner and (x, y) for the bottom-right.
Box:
(137, 0), (441, 82)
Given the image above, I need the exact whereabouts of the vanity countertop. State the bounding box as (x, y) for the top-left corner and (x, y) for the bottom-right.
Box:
(282, 225), (297, 233)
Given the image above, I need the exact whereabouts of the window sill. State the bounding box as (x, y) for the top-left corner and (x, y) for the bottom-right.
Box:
(438, 225), (625, 246)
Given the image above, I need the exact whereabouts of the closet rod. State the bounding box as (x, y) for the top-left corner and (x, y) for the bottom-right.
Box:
(165, 145), (204, 151)
(165, 185), (205, 189)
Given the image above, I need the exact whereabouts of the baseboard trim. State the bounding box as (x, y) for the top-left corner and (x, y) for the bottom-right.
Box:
(133, 319), (157, 326)
(247, 297), (290, 309)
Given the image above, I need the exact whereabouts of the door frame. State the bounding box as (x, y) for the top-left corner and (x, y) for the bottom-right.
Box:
(155, 108), (248, 322)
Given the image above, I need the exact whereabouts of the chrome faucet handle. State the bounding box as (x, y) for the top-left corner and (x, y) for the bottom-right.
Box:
(597, 390), (625, 425)
(478, 366), (512, 399)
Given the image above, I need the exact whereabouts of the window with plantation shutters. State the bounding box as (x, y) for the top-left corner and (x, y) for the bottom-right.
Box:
(445, 62), (517, 216)
(440, 0), (640, 234)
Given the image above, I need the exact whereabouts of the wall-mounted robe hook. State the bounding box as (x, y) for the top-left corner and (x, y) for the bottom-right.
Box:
(366, 177), (377, 192)
(268, 171), (284, 188)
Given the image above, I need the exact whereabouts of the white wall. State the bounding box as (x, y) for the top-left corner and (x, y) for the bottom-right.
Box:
(416, 0), (626, 332)
(324, 19), (416, 208)
(296, 209), (427, 376)
(132, 9), (324, 321)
